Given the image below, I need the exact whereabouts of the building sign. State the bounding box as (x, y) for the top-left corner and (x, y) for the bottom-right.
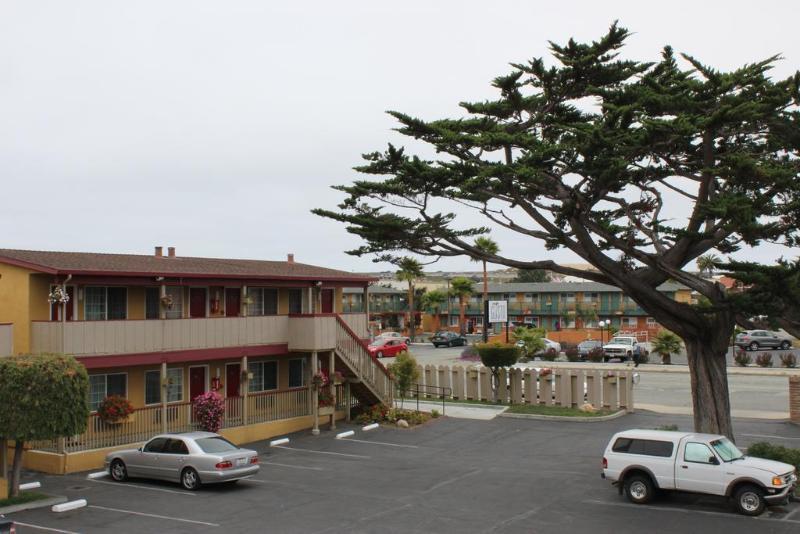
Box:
(488, 300), (508, 323)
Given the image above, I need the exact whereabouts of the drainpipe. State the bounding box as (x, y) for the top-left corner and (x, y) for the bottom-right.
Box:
(61, 274), (72, 354)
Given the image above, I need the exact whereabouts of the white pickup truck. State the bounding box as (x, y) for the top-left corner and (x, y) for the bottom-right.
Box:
(602, 429), (797, 516)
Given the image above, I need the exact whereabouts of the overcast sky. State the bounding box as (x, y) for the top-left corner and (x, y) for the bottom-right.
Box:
(2, 1), (797, 273)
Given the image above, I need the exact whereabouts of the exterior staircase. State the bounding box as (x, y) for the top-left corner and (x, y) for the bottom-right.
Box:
(334, 314), (393, 407)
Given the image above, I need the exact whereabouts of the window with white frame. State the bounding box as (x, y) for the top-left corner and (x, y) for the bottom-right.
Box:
(144, 368), (183, 405)
(647, 317), (658, 327)
(83, 287), (127, 320)
(248, 360), (278, 392)
(247, 288), (279, 316)
(288, 358), (306, 388)
(474, 316), (483, 326)
(88, 373), (127, 411)
(524, 316), (538, 326)
(622, 317), (638, 328)
(562, 293), (576, 303)
(565, 317), (576, 328)
(585, 292), (599, 302)
(584, 318), (598, 328)
(449, 315), (459, 326)
(164, 286), (183, 319)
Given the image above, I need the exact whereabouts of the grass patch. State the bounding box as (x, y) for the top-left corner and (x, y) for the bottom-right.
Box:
(0, 491), (50, 508)
(505, 404), (618, 417)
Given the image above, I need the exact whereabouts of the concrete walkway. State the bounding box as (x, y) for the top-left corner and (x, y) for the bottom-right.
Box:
(394, 400), (508, 420)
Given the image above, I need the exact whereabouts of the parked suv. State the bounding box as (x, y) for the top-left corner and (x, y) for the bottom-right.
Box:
(602, 336), (643, 362)
(734, 330), (793, 351)
(602, 429), (797, 516)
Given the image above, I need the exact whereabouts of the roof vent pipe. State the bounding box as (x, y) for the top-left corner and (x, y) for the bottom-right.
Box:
(287, 253), (294, 263)
(155, 246), (163, 257)
(168, 247), (176, 258)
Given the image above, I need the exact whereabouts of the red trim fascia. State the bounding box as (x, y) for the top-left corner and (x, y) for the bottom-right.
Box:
(77, 344), (289, 369)
(52, 269), (374, 283)
(0, 256), (58, 274)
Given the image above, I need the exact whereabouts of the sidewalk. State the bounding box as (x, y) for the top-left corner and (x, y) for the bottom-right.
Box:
(394, 400), (508, 420)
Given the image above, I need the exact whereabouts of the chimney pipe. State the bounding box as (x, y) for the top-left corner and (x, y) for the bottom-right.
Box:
(155, 246), (163, 257)
(168, 247), (176, 258)
(287, 253), (294, 263)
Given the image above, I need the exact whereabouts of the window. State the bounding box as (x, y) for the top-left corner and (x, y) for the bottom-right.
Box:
(144, 437), (168, 453)
(584, 318), (598, 328)
(144, 368), (183, 405)
(83, 287), (127, 320)
(622, 317), (638, 328)
(164, 286), (183, 319)
(247, 288), (279, 315)
(288, 289), (303, 314)
(524, 316), (539, 326)
(164, 439), (189, 455)
(684, 442), (716, 464)
(474, 316), (483, 326)
(646, 317), (658, 327)
(562, 293), (575, 303)
(612, 438), (674, 457)
(145, 287), (160, 319)
(88, 373), (127, 411)
(449, 315), (459, 327)
(585, 292), (599, 302)
(196, 436), (239, 453)
(249, 361), (278, 392)
(288, 358), (305, 388)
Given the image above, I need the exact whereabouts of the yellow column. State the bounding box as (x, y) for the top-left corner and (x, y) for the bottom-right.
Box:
(329, 350), (336, 430)
(161, 362), (168, 433)
(311, 351), (319, 435)
(242, 355), (249, 425)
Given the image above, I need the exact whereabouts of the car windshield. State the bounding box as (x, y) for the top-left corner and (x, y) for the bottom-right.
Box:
(710, 438), (744, 461)
(370, 339), (388, 347)
(195, 436), (239, 453)
(609, 338), (633, 345)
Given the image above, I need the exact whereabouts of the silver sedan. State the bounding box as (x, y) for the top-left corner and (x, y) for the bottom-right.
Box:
(105, 431), (260, 490)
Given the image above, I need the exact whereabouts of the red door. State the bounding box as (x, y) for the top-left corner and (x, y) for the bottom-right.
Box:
(190, 288), (207, 318)
(225, 288), (241, 317)
(50, 286), (75, 321)
(321, 289), (334, 313)
(189, 367), (207, 401)
(226, 364), (241, 398)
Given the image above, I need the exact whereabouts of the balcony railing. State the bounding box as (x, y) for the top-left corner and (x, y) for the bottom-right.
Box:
(31, 314), (369, 358)
(0, 323), (12, 356)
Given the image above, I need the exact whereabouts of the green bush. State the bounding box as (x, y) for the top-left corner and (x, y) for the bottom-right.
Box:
(746, 442), (800, 472)
(476, 342), (520, 368)
(387, 351), (420, 405)
(430, 409), (440, 418)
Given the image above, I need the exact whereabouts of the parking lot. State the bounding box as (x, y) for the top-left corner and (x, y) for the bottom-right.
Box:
(9, 412), (800, 533)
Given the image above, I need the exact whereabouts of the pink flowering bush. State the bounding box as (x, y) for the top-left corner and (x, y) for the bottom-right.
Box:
(193, 391), (225, 432)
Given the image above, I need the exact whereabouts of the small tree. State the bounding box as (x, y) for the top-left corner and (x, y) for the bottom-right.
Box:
(476, 342), (520, 402)
(696, 254), (721, 278)
(449, 277), (474, 335)
(651, 330), (683, 365)
(0, 354), (89, 497)
(387, 351), (420, 408)
(511, 326), (546, 359)
(421, 289), (448, 331)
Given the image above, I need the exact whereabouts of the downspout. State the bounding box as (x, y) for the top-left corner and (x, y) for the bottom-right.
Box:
(61, 274), (72, 353)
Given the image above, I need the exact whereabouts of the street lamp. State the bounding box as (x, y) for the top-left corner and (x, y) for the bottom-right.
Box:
(598, 320), (607, 345)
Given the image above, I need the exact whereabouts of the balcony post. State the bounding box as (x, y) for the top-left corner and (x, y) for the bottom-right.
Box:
(242, 355), (249, 425)
(329, 350), (336, 430)
(344, 381), (351, 422)
(159, 284), (166, 320)
(242, 286), (248, 317)
(311, 351), (319, 435)
(161, 362), (168, 433)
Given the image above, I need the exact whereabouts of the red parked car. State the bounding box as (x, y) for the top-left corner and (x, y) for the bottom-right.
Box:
(368, 338), (408, 358)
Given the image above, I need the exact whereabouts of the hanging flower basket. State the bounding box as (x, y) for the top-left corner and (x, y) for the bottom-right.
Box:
(98, 395), (135, 424)
(160, 294), (174, 309)
(48, 286), (70, 304)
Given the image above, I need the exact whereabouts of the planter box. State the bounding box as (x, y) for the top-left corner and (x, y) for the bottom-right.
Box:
(104, 413), (135, 425)
(318, 406), (335, 416)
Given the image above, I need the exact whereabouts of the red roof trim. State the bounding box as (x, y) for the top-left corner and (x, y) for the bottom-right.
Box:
(77, 344), (289, 369)
(0, 255), (58, 274)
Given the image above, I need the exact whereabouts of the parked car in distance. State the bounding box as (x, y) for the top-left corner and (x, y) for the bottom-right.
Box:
(368, 337), (408, 358)
(431, 331), (468, 348)
(106, 432), (259, 490)
(577, 339), (603, 360)
(602, 429), (797, 516)
(734, 330), (793, 351)
(375, 331), (411, 345)
(602, 336), (643, 362)
(514, 337), (562, 356)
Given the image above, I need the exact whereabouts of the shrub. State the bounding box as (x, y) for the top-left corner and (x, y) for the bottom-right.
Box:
(734, 350), (752, 367)
(476, 342), (520, 402)
(780, 353), (798, 368)
(430, 409), (440, 418)
(587, 347), (605, 363)
(565, 347), (581, 362)
(747, 442), (800, 472)
(459, 344), (480, 361)
(540, 347), (558, 362)
(193, 391), (225, 432)
(387, 352), (420, 406)
(755, 352), (773, 368)
(98, 395), (134, 424)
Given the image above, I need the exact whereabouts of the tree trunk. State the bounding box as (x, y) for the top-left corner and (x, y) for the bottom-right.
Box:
(9, 440), (24, 498)
(482, 260), (489, 342)
(459, 298), (466, 336)
(661, 352), (672, 365)
(407, 282), (415, 343)
(684, 339), (734, 439)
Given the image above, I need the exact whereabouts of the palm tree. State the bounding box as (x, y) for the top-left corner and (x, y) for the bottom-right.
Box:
(652, 330), (683, 365)
(472, 236), (499, 338)
(421, 289), (448, 331)
(449, 277), (475, 335)
(395, 257), (424, 342)
(697, 254), (720, 278)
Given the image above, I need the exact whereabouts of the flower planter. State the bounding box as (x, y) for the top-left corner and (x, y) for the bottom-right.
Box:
(318, 406), (335, 416)
(105, 413), (135, 425)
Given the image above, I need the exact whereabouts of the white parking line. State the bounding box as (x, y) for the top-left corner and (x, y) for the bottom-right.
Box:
(88, 478), (196, 496)
(260, 461), (325, 471)
(741, 433), (800, 441)
(422, 469), (481, 493)
(272, 445), (370, 459)
(88, 505), (220, 527)
(340, 438), (419, 449)
(582, 499), (800, 524)
(14, 522), (82, 534)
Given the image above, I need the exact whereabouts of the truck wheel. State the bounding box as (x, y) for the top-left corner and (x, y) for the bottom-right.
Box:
(733, 485), (766, 516)
(624, 474), (654, 504)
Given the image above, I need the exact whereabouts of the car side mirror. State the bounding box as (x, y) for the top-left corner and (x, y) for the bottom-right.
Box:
(708, 456), (719, 465)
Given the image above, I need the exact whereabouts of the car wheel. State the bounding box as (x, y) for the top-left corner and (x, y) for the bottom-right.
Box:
(748, 342), (759, 351)
(376, 351), (384, 358)
(780, 340), (791, 350)
(624, 474), (654, 504)
(733, 484), (766, 516)
(181, 467), (201, 491)
(447, 341), (453, 348)
(110, 459), (128, 482)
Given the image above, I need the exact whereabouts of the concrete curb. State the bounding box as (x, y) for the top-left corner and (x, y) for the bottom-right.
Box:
(0, 495), (67, 515)
(513, 361), (800, 377)
(498, 409), (628, 423)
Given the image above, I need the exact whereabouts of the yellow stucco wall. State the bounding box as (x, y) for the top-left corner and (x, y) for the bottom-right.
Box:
(128, 287), (146, 320)
(0, 263), (34, 354)
(674, 289), (692, 303)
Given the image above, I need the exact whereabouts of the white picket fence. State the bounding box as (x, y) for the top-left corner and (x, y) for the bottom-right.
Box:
(413, 364), (634, 411)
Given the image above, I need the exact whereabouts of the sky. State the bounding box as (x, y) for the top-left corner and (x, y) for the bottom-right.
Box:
(1, 1), (798, 273)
